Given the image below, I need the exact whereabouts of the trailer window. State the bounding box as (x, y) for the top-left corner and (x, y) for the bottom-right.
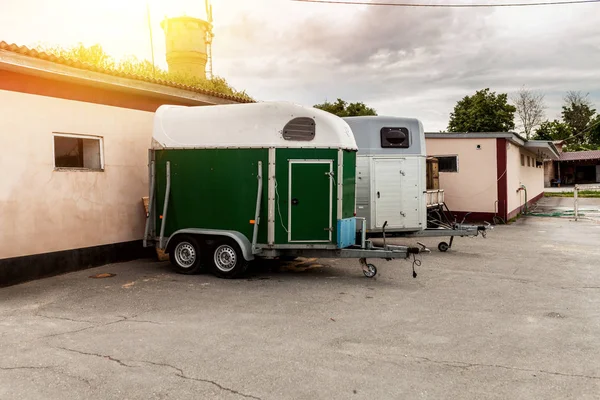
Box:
(54, 134), (104, 170)
(380, 127), (409, 148)
(436, 156), (458, 173)
(282, 117), (315, 141)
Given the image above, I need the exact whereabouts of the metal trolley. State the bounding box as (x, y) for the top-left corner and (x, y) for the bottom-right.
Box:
(382, 189), (491, 252)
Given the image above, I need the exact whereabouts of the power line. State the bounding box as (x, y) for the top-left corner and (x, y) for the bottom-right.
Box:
(291, 0), (600, 8)
(563, 118), (600, 142)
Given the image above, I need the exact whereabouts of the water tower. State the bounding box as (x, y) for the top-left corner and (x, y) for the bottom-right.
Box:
(161, 15), (213, 79)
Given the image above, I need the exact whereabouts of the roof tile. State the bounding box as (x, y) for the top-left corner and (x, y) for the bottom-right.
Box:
(559, 150), (600, 161)
(0, 41), (252, 103)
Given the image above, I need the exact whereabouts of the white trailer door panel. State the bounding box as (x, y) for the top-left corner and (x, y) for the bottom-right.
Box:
(374, 159), (404, 228)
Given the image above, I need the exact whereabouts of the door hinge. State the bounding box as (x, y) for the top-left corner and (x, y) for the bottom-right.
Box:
(399, 170), (406, 176)
(400, 211), (406, 217)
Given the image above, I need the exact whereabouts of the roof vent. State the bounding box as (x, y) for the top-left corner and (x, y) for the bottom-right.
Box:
(282, 117), (315, 141)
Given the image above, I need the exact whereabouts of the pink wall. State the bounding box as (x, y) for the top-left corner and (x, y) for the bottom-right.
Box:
(426, 138), (498, 213)
(0, 89), (153, 259)
(506, 143), (544, 217)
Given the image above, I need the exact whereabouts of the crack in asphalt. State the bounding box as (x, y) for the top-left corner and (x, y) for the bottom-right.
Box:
(105, 315), (163, 326)
(36, 314), (94, 324)
(140, 360), (262, 399)
(43, 326), (97, 338)
(52, 348), (262, 399)
(0, 366), (53, 371)
(41, 315), (162, 338)
(410, 356), (600, 380)
(0, 365), (91, 387)
(55, 347), (137, 368)
(174, 373), (263, 400)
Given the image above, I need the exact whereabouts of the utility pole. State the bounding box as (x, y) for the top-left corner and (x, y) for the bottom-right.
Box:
(205, 0), (214, 80)
(146, 1), (156, 77)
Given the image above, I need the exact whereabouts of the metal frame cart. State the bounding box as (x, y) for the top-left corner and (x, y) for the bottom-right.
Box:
(391, 189), (491, 252)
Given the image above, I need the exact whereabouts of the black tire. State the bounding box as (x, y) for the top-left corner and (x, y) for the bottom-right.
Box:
(363, 263), (377, 278)
(169, 235), (204, 274)
(438, 242), (449, 252)
(210, 238), (249, 279)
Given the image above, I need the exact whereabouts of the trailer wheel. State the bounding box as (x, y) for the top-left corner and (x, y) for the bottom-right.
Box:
(363, 263), (377, 278)
(170, 235), (204, 274)
(438, 242), (449, 252)
(210, 238), (249, 279)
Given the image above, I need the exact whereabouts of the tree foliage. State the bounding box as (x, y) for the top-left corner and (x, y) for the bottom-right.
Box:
(533, 120), (572, 141)
(314, 98), (377, 117)
(447, 88), (516, 132)
(39, 43), (252, 101)
(532, 92), (600, 152)
(561, 91), (596, 142)
(588, 115), (600, 147)
(512, 86), (545, 139)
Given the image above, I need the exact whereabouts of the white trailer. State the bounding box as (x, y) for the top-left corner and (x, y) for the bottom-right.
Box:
(344, 116), (489, 252)
(344, 116), (426, 232)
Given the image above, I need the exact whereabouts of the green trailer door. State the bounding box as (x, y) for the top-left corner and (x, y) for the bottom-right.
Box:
(288, 160), (333, 242)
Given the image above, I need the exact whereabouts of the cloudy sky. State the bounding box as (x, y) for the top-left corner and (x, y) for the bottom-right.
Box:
(1, 0), (599, 131)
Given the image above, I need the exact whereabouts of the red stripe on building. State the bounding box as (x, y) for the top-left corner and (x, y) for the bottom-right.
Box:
(0, 69), (192, 112)
(496, 138), (508, 221)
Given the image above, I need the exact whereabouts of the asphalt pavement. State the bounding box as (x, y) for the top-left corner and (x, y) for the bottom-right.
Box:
(1, 216), (599, 399)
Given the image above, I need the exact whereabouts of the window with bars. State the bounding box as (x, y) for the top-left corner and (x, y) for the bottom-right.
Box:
(436, 156), (458, 173)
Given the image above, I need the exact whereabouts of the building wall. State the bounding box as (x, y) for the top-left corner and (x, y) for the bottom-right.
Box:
(543, 160), (555, 187)
(506, 143), (544, 218)
(0, 89), (153, 260)
(426, 138), (498, 213)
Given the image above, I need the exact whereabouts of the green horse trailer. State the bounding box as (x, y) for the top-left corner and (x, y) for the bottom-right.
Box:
(143, 102), (425, 278)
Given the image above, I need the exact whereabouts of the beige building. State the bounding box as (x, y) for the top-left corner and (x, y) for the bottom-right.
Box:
(0, 41), (250, 286)
(425, 133), (559, 222)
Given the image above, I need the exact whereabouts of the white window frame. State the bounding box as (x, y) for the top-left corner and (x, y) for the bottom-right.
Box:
(434, 154), (459, 173)
(53, 132), (105, 171)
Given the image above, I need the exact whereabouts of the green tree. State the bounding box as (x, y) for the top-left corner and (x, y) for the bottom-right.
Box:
(447, 88), (516, 132)
(587, 115), (600, 147)
(562, 91), (596, 140)
(314, 98), (377, 117)
(533, 120), (572, 141)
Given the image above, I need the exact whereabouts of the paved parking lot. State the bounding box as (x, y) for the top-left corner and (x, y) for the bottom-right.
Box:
(1, 216), (599, 399)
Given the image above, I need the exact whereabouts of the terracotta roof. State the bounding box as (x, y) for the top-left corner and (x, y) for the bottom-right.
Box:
(559, 150), (600, 161)
(0, 41), (253, 104)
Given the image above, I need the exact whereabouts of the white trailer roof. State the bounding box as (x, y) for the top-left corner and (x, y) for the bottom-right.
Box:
(152, 102), (357, 150)
(344, 116), (426, 156)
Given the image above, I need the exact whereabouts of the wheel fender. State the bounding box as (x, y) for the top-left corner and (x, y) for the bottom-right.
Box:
(165, 229), (255, 261)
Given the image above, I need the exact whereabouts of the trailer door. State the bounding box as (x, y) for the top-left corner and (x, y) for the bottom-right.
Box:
(288, 160), (333, 242)
(374, 158), (405, 228)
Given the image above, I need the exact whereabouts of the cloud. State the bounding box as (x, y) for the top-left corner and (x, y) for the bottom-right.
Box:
(211, 2), (600, 131)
